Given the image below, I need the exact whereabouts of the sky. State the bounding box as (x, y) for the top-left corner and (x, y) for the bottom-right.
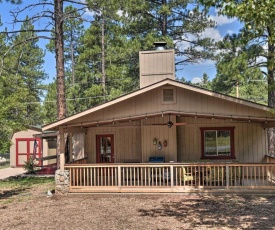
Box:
(0, 1), (243, 85)
(179, 10), (243, 83)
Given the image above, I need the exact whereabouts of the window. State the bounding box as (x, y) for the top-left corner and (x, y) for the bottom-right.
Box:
(163, 89), (174, 101)
(200, 127), (235, 159)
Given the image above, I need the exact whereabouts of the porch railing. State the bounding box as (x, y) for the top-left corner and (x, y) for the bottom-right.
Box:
(64, 163), (275, 193)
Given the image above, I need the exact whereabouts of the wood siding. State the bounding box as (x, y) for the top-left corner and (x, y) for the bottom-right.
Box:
(84, 115), (268, 164)
(47, 82), (271, 165)
(86, 123), (142, 163)
(177, 117), (268, 163)
(67, 86), (272, 127)
(141, 116), (177, 162)
(81, 84), (270, 164)
(85, 117), (177, 163)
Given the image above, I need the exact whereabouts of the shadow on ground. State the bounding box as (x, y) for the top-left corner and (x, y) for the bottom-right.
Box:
(138, 195), (275, 229)
(0, 187), (29, 200)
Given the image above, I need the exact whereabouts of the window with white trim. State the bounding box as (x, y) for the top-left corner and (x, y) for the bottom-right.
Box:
(200, 127), (235, 159)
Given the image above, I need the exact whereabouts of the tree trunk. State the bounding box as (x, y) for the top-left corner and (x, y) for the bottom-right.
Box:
(70, 26), (75, 85)
(102, 15), (106, 100)
(55, 0), (66, 168)
(162, 0), (167, 36)
(55, 0), (66, 120)
(267, 39), (275, 155)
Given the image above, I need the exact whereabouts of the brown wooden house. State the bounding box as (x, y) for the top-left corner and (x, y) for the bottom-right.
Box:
(43, 44), (275, 193)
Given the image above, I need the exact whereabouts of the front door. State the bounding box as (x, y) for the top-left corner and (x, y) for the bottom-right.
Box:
(96, 134), (114, 163)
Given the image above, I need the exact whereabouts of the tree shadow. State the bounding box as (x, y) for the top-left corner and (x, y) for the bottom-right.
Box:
(138, 195), (275, 229)
(0, 175), (51, 201)
(0, 187), (29, 200)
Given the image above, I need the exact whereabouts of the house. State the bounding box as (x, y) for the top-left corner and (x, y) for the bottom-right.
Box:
(43, 43), (275, 193)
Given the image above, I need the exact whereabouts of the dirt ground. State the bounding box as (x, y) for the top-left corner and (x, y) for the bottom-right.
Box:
(0, 183), (275, 230)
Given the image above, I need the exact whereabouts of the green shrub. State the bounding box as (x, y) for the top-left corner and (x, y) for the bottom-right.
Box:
(23, 156), (38, 174)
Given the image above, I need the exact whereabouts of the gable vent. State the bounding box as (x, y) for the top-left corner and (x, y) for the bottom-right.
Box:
(163, 89), (174, 102)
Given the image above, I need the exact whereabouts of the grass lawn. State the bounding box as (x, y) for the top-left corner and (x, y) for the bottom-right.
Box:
(0, 176), (55, 205)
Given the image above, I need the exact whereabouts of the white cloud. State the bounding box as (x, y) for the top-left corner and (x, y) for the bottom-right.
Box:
(175, 40), (191, 52)
(227, 30), (234, 35)
(83, 7), (96, 18)
(201, 59), (216, 66)
(210, 14), (237, 26)
(191, 77), (202, 84)
(175, 28), (222, 52)
(200, 28), (223, 42)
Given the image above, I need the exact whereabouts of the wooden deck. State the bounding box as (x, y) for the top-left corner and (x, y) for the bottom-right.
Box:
(64, 162), (275, 193)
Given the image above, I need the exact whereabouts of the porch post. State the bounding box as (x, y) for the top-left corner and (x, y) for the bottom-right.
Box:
(59, 126), (65, 171)
(55, 126), (70, 195)
(60, 153), (65, 171)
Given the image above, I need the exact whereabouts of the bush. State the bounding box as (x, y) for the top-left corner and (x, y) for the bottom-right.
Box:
(24, 156), (38, 174)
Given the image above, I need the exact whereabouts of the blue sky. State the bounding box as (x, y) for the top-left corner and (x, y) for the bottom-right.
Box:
(0, 1), (243, 85)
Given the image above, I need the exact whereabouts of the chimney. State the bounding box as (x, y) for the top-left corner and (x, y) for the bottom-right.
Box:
(139, 42), (175, 88)
(154, 41), (167, 50)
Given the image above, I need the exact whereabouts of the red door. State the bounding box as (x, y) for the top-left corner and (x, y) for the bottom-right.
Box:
(16, 138), (42, 167)
(96, 135), (114, 163)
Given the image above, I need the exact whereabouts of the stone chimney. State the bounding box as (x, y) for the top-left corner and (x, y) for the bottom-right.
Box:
(139, 42), (175, 88)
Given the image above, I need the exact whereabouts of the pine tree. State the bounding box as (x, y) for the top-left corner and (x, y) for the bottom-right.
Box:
(212, 33), (267, 104)
(0, 17), (46, 153)
(42, 82), (57, 124)
(47, 5), (85, 116)
(120, 0), (215, 67)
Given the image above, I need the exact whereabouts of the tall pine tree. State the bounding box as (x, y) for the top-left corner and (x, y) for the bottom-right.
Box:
(0, 17), (46, 153)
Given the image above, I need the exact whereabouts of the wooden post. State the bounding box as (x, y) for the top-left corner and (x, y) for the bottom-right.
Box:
(226, 164), (229, 190)
(60, 153), (65, 171)
(118, 166), (121, 189)
(170, 165), (174, 189)
(59, 126), (65, 171)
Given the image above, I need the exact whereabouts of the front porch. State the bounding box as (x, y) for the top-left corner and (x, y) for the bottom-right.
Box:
(64, 159), (275, 193)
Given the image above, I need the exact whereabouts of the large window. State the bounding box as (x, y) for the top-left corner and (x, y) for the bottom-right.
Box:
(200, 127), (235, 159)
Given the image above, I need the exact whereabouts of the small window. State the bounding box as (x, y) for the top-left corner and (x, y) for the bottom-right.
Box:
(200, 127), (235, 159)
(162, 87), (176, 104)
